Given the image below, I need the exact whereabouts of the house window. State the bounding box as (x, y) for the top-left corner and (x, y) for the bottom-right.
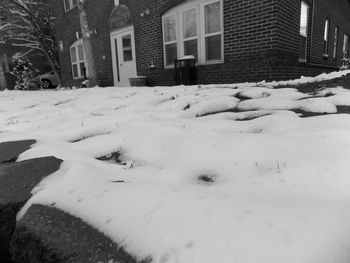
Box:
(343, 34), (349, 59)
(70, 40), (87, 79)
(333, 27), (339, 59)
(182, 8), (198, 61)
(299, 1), (309, 62)
(323, 19), (330, 56)
(63, 0), (78, 12)
(163, 14), (178, 66)
(162, 0), (223, 68)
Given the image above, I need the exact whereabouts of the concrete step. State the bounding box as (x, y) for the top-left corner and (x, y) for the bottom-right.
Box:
(11, 204), (151, 263)
(0, 156), (62, 262)
(0, 140), (36, 163)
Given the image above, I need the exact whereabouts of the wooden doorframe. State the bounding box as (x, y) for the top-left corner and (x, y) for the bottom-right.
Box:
(110, 25), (136, 87)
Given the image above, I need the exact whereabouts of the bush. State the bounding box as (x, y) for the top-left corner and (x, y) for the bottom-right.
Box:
(11, 54), (41, 90)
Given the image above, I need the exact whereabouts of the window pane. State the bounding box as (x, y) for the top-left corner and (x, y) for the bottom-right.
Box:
(183, 9), (197, 39)
(324, 20), (329, 41)
(300, 2), (308, 37)
(72, 64), (78, 78)
(80, 62), (86, 78)
(333, 27), (338, 58)
(70, 47), (77, 63)
(78, 45), (84, 61)
(344, 35), (349, 58)
(165, 43), (177, 66)
(205, 2), (221, 34)
(205, 35), (221, 61)
(184, 39), (198, 60)
(72, 0), (78, 7)
(164, 15), (177, 42)
(122, 35), (133, 61)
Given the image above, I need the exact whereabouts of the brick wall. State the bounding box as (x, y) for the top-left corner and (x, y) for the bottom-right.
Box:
(53, 0), (350, 87)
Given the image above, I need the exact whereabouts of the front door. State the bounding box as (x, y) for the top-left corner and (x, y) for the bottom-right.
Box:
(110, 26), (137, 87)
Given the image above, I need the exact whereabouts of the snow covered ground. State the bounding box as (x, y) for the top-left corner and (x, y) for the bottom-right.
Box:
(1, 71), (350, 263)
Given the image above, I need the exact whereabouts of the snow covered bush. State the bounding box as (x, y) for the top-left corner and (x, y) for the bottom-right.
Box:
(11, 54), (41, 90)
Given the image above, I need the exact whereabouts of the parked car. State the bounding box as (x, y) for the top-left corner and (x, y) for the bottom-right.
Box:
(40, 71), (60, 89)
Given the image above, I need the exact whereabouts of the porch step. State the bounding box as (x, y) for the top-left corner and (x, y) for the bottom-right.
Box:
(0, 156), (62, 262)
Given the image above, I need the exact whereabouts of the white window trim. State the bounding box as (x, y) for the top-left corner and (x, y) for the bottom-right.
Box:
(298, 1), (309, 63)
(163, 13), (178, 67)
(344, 34), (349, 59)
(180, 5), (200, 62)
(70, 39), (87, 80)
(162, 0), (224, 68)
(323, 19), (330, 57)
(63, 0), (78, 13)
(200, 0), (224, 65)
(333, 26), (338, 59)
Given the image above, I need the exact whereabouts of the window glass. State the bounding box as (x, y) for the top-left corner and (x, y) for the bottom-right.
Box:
(204, 2), (221, 34)
(72, 0), (78, 7)
(165, 43), (177, 65)
(72, 64), (78, 78)
(324, 20), (329, 41)
(162, 0), (223, 67)
(184, 39), (198, 59)
(79, 62), (85, 77)
(300, 2), (308, 37)
(183, 9), (197, 38)
(122, 34), (133, 61)
(323, 19), (329, 55)
(206, 35), (221, 61)
(164, 15), (177, 42)
(299, 1), (309, 61)
(70, 47), (77, 63)
(344, 35), (349, 58)
(333, 27), (338, 59)
(78, 45), (84, 61)
(70, 40), (86, 79)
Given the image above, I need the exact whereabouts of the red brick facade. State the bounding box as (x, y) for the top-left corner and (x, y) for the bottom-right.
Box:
(52, 0), (350, 87)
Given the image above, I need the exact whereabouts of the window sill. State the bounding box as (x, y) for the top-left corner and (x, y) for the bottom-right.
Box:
(323, 54), (329, 59)
(298, 59), (307, 63)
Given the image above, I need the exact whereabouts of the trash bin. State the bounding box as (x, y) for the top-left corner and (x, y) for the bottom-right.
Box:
(175, 56), (196, 85)
(129, 76), (147, 87)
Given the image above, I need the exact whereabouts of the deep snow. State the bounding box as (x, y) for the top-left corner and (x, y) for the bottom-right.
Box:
(1, 70), (350, 263)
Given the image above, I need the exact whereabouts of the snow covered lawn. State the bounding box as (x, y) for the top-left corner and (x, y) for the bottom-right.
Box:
(1, 71), (350, 263)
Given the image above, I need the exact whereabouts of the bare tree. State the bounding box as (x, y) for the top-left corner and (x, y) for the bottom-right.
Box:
(0, 0), (60, 77)
(77, 0), (97, 87)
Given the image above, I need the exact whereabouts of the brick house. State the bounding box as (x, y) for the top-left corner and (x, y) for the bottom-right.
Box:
(52, 0), (350, 87)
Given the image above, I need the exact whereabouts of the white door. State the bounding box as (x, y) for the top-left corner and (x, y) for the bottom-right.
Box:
(110, 26), (137, 87)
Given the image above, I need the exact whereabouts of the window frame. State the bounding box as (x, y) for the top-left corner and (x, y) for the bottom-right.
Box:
(162, 13), (179, 67)
(69, 39), (87, 80)
(180, 6), (200, 62)
(299, 1), (309, 63)
(162, 0), (224, 69)
(201, 0), (223, 63)
(63, 0), (78, 13)
(323, 19), (330, 57)
(333, 26), (339, 59)
(343, 34), (349, 59)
